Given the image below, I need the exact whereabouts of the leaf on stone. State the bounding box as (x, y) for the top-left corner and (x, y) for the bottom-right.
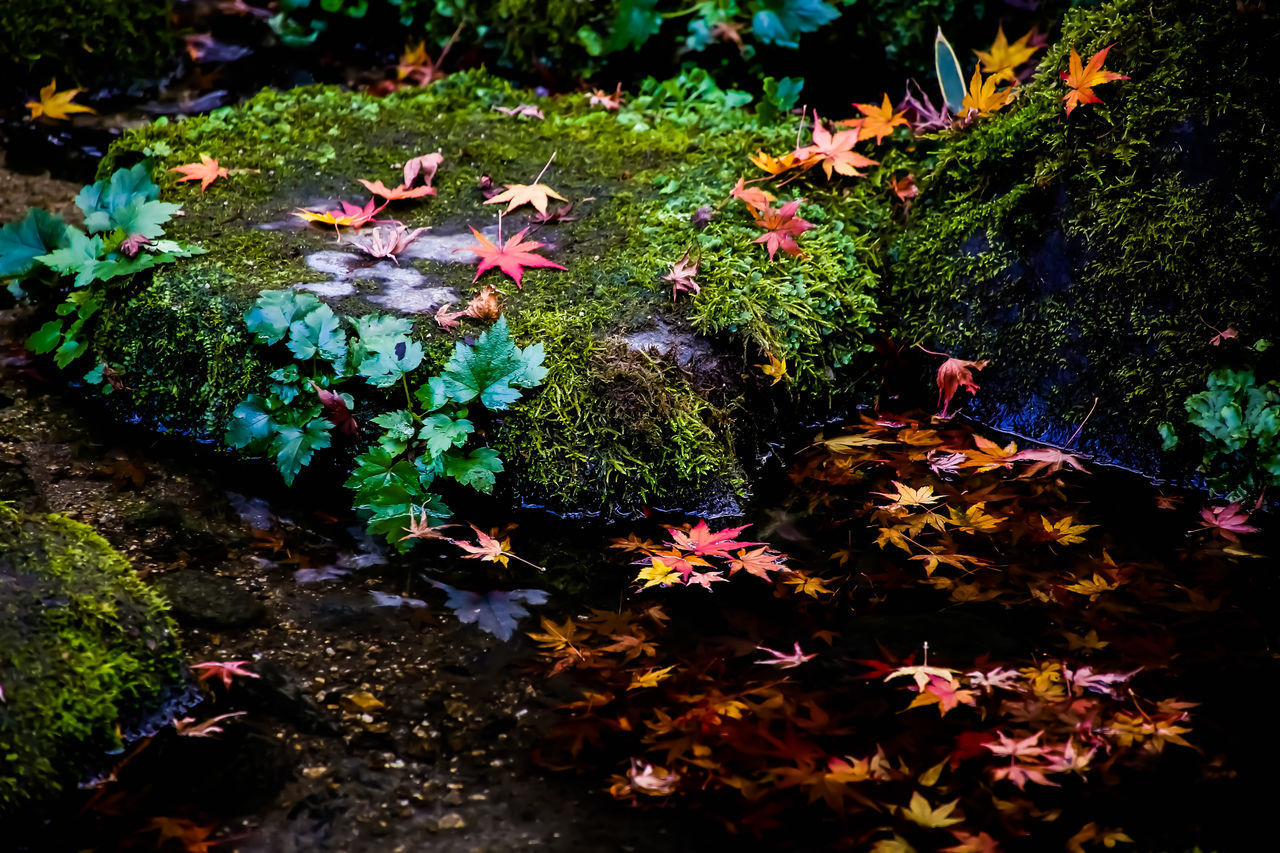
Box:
(438, 316), (547, 409)
(430, 582), (549, 642)
(458, 227), (567, 288)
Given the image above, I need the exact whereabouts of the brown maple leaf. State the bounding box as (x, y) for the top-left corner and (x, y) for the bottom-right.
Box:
(751, 199), (814, 259)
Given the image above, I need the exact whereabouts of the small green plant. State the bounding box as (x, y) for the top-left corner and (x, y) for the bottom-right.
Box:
(1160, 368), (1280, 499)
(0, 163), (205, 391)
(227, 289), (545, 546)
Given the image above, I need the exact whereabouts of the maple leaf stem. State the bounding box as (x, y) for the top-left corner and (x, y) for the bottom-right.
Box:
(508, 551), (546, 572)
(1065, 396), (1099, 448)
(914, 342), (951, 358)
(437, 21), (464, 68)
(498, 210), (503, 243)
(533, 151), (557, 185)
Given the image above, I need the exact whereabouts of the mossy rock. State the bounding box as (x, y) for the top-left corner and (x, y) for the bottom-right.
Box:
(90, 74), (880, 513)
(887, 0), (1280, 473)
(0, 0), (174, 90)
(0, 507), (190, 813)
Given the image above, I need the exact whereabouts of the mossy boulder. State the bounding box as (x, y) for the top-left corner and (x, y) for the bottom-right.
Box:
(0, 0), (174, 89)
(90, 74), (880, 513)
(0, 507), (190, 813)
(888, 0), (1280, 474)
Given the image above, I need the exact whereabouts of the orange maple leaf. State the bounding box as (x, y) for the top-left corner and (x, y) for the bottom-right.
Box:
(796, 117), (879, 179)
(729, 177), (776, 212)
(170, 154), (229, 192)
(841, 94), (910, 144)
(357, 178), (436, 201)
(484, 182), (568, 214)
(1060, 44), (1129, 117)
(456, 226), (567, 288)
(748, 148), (804, 176)
(960, 67), (1015, 117)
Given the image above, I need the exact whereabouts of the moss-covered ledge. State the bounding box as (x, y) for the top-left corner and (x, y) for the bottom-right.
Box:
(887, 0), (1280, 474)
(90, 74), (881, 513)
(0, 507), (190, 813)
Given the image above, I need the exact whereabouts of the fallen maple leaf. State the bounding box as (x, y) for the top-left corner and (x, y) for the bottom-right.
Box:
(935, 355), (988, 417)
(975, 25), (1043, 83)
(729, 177), (776, 212)
(1009, 446), (1087, 476)
(900, 791), (963, 828)
(756, 351), (789, 384)
(357, 178), (436, 201)
(170, 154), (229, 192)
(796, 117), (879, 179)
(493, 103), (545, 120)
(484, 182), (569, 215)
(173, 711), (247, 737)
(669, 520), (763, 557)
(755, 642), (817, 668)
(1208, 326), (1238, 346)
(841, 94), (910, 144)
(402, 152), (443, 189)
(309, 380), (358, 435)
(751, 199), (814, 259)
(1193, 502), (1259, 542)
(1061, 44), (1129, 117)
(628, 664), (676, 689)
(748, 148), (804, 176)
(293, 198), (387, 232)
(344, 224), (428, 262)
(190, 660), (261, 689)
(960, 67), (1015, 116)
(663, 250), (699, 301)
(456, 226), (567, 288)
(588, 83), (624, 110)
(890, 173), (919, 210)
(26, 79), (96, 120)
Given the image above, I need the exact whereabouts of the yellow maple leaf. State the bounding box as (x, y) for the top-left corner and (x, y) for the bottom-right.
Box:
(960, 67), (1015, 117)
(948, 502), (1003, 534)
(755, 351), (788, 385)
(782, 573), (835, 597)
(874, 481), (941, 510)
(628, 664), (676, 690)
(26, 79), (96, 121)
(636, 557), (682, 589)
(527, 617), (583, 652)
(900, 791), (963, 828)
(1064, 572), (1120, 599)
(974, 25), (1043, 83)
(1040, 515), (1096, 546)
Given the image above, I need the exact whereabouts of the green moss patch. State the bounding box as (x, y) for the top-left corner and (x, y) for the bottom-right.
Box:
(0, 507), (188, 812)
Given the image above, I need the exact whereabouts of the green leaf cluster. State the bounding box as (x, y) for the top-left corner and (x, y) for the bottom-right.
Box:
(1162, 368), (1280, 499)
(229, 293), (545, 545)
(1, 164), (204, 389)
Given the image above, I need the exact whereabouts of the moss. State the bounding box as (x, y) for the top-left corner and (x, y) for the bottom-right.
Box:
(0, 506), (188, 812)
(887, 0), (1280, 472)
(89, 72), (881, 512)
(0, 0), (173, 88)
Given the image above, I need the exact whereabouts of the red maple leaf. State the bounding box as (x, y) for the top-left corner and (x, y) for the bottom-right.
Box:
(726, 546), (787, 579)
(456, 226), (567, 288)
(668, 520), (762, 557)
(170, 154), (229, 192)
(751, 199), (814, 259)
(936, 355), (989, 417)
(1193, 502), (1260, 542)
(309, 380), (358, 436)
(189, 660), (260, 689)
